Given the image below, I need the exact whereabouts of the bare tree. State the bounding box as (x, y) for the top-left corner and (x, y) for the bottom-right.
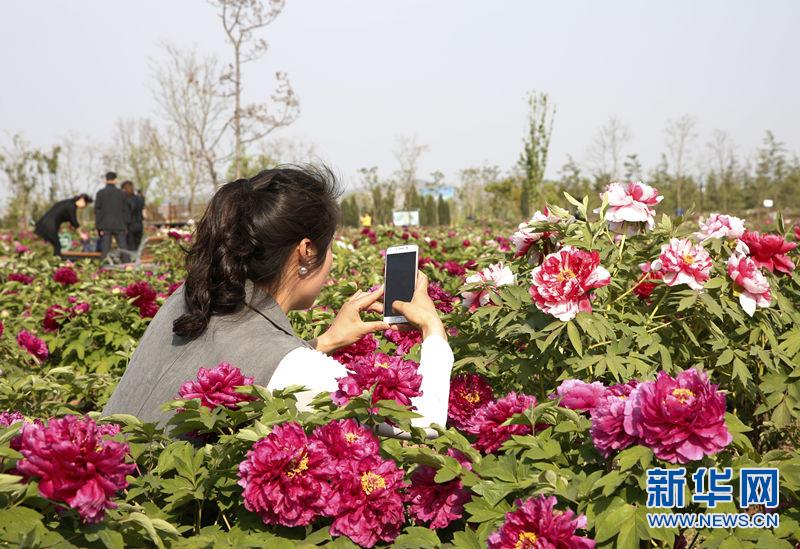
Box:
(664, 114), (697, 211)
(0, 134), (59, 227)
(393, 135), (428, 191)
(210, 0), (300, 178)
(458, 164), (500, 220)
(587, 116), (631, 181)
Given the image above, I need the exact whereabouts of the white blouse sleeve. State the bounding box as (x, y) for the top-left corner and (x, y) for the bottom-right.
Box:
(267, 335), (454, 435)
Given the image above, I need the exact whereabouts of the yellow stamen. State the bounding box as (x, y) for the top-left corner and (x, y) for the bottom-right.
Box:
(682, 253), (695, 265)
(376, 361), (390, 369)
(671, 388), (695, 404)
(285, 454), (309, 478)
(344, 432), (360, 443)
(556, 269), (576, 282)
(515, 531), (538, 548)
(463, 391), (482, 404)
(361, 471), (386, 495)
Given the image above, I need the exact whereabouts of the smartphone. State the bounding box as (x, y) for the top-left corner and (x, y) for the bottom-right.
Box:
(383, 244), (418, 324)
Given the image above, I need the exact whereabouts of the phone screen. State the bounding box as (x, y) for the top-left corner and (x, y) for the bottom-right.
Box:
(384, 251), (417, 317)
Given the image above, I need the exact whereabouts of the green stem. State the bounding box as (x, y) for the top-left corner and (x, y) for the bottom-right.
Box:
(647, 289), (670, 323)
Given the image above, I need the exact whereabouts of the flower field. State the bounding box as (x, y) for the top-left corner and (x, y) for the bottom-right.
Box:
(1, 186), (799, 548)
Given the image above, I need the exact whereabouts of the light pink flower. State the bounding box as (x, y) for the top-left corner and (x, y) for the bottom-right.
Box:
(461, 262), (515, 312)
(510, 208), (561, 265)
(599, 181), (663, 233)
(551, 379), (607, 412)
(695, 213), (745, 242)
(651, 238), (712, 291)
(529, 246), (611, 321)
(727, 253), (771, 316)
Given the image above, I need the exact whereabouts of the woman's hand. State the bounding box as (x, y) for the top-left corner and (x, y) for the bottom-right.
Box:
(315, 287), (390, 354)
(390, 272), (447, 340)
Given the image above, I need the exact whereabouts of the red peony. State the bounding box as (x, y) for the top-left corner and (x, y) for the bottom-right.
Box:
(469, 392), (537, 453)
(124, 281), (159, 317)
(16, 330), (49, 362)
(309, 419), (380, 475)
(529, 246), (611, 321)
(740, 230), (796, 275)
(383, 328), (422, 356)
(238, 422), (331, 527)
(589, 381), (638, 458)
(407, 448), (472, 528)
(331, 333), (378, 367)
(328, 455), (406, 548)
(442, 260), (467, 277)
(633, 261), (663, 300)
(448, 373), (494, 431)
(488, 496), (595, 549)
(53, 266), (79, 286)
(623, 369), (732, 463)
(8, 272), (34, 285)
(178, 363), (256, 410)
(14, 415), (135, 523)
(551, 379), (607, 412)
(333, 353), (422, 409)
(42, 304), (68, 332)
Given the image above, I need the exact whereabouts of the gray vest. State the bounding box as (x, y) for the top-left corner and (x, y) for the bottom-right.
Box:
(102, 281), (312, 426)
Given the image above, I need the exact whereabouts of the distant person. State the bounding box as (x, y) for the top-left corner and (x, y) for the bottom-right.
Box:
(34, 194), (92, 256)
(94, 171), (131, 256)
(360, 211), (372, 228)
(122, 180), (145, 250)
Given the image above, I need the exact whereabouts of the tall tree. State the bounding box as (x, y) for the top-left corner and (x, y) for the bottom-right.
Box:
(705, 129), (737, 212)
(664, 114), (697, 212)
(518, 91), (555, 217)
(588, 116), (631, 182)
(210, 0), (300, 178)
(0, 135), (60, 227)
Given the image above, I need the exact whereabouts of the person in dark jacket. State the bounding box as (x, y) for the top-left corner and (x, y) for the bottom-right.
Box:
(122, 180), (145, 250)
(94, 171), (131, 256)
(34, 194), (92, 256)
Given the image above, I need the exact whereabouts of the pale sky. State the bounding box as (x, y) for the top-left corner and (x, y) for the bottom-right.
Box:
(1, 0), (798, 191)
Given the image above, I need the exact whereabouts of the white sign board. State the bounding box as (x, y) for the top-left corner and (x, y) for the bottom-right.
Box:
(392, 210), (420, 226)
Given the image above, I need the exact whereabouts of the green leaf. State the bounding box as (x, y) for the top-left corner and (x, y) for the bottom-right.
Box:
(595, 502), (635, 543)
(433, 456), (463, 483)
(725, 412), (753, 434)
(566, 321), (583, 356)
(98, 529), (125, 549)
(392, 527), (440, 548)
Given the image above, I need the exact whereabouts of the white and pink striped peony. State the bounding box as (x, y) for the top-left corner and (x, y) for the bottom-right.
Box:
(727, 253), (771, 316)
(599, 181), (663, 234)
(461, 263), (516, 312)
(651, 238), (713, 291)
(695, 213), (746, 243)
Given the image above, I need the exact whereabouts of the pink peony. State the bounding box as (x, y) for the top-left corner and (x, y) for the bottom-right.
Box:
(238, 422), (331, 527)
(651, 238), (712, 291)
(0, 410), (24, 427)
(332, 353), (422, 409)
(623, 369), (732, 463)
(461, 262), (515, 312)
(529, 246), (611, 321)
(328, 455), (406, 548)
(599, 181), (663, 234)
(511, 208), (561, 265)
(8, 272), (34, 285)
(42, 304), (68, 332)
(309, 419), (380, 474)
(407, 448), (472, 529)
(488, 496), (595, 549)
(589, 381), (639, 457)
(727, 253), (771, 316)
(124, 281), (159, 317)
(470, 392), (537, 453)
(383, 328), (422, 356)
(178, 363), (256, 410)
(427, 282), (455, 313)
(16, 330), (49, 362)
(442, 260), (467, 277)
(16, 244), (30, 254)
(551, 379), (607, 412)
(331, 333), (379, 367)
(14, 415), (135, 523)
(695, 213), (745, 242)
(448, 373), (494, 431)
(739, 231), (796, 275)
(53, 266), (79, 286)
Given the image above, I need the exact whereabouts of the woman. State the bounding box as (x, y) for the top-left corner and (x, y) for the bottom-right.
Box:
(103, 166), (453, 432)
(34, 194), (92, 256)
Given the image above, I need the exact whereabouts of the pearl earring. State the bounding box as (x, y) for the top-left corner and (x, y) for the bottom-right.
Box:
(298, 266), (309, 276)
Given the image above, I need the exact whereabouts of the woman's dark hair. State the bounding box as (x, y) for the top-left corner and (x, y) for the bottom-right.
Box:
(74, 193), (93, 204)
(173, 165), (342, 339)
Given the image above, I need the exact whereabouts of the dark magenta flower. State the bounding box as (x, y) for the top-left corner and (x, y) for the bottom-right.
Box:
(0, 410), (24, 427)
(448, 373), (494, 431)
(623, 369), (732, 463)
(406, 448), (472, 528)
(309, 419), (380, 475)
(333, 353), (422, 409)
(427, 282), (456, 313)
(488, 496), (595, 549)
(42, 304), (68, 332)
(383, 328), (422, 356)
(8, 272), (34, 285)
(14, 415), (135, 524)
(331, 333), (378, 367)
(16, 330), (49, 362)
(238, 422), (332, 527)
(178, 363), (256, 410)
(469, 392), (537, 453)
(52, 266), (79, 286)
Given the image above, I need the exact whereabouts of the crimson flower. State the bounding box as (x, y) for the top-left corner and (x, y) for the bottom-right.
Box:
(124, 281), (159, 317)
(178, 363), (256, 410)
(42, 304), (68, 332)
(469, 392), (537, 453)
(383, 328), (422, 356)
(407, 448), (472, 528)
(8, 272), (34, 285)
(623, 369), (732, 463)
(328, 455), (406, 548)
(14, 415), (135, 523)
(589, 381), (639, 458)
(309, 419), (380, 475)
(53, 266), (79, 286)
(333, 353), (422, 409)
(16, 330), (49, 362)
(740, 230), (796, 275)
(331, 333), (378, 367)
(488, 496), (595, 549)
(443, 260), (467, 277)
(633, 261), (663, 300)
(529, 246), (611, 321)
(448, 373), (494, 431)
(238, 422), (331, 527)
